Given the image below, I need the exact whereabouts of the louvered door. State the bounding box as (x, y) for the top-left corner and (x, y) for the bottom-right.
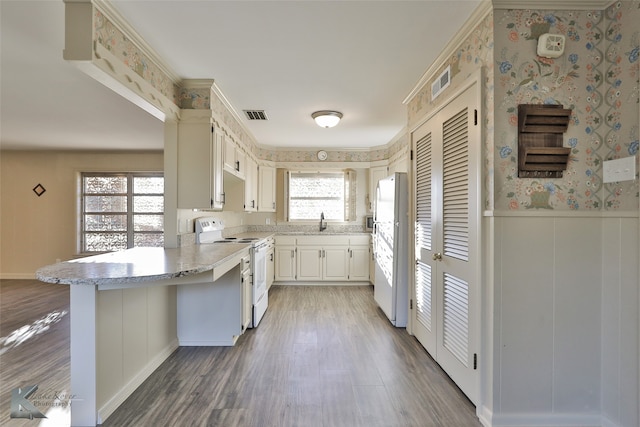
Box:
(412, 77), (480, 405)
(413, 122), (438, 356)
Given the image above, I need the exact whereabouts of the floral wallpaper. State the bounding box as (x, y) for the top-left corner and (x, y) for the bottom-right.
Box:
(407, 11), (495, 209)
(93, 10), (180, 104)
(177, 87), (210, 110)
(494, 3), (639, 211)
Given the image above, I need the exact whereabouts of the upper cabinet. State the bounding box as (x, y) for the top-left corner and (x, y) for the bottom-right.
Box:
(258, 166), (276, 212)
(244, 157), (258, 212)
(177, 111), (224, 210)
(224, 137), (246, 180)
(368, 165), (388, 213)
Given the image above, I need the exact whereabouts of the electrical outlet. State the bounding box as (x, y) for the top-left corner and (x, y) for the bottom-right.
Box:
(603, 156), (637, 183)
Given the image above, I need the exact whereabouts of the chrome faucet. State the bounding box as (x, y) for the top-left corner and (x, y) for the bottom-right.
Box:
(319, 212), (327, 232)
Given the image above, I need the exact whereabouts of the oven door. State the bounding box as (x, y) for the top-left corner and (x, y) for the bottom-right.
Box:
(251, 243), (268, 327)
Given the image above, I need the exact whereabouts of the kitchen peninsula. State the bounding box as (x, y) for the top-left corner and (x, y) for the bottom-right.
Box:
(36, 244), (250, 427)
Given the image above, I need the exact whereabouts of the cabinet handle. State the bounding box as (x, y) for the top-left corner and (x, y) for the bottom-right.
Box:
(272, 202), (276, 209)
(252, 200), (255, 208)
(221, 192), (226, 204)
(270, 253), (273, 261)
(350, 249), (353, 258)
(235, 160), (240, 172)
(432, 252), (443, 261)
(291, 250), (294, 258)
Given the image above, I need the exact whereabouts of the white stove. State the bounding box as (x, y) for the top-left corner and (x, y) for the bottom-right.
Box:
(195, 217), (268, 327)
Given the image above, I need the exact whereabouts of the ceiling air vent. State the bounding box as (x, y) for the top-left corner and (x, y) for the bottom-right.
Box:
(431, 65), (451, 101)
(244, 110), (268, 120)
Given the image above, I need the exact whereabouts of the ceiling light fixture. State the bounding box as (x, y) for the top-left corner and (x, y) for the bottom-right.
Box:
(311, 110), (343, 128)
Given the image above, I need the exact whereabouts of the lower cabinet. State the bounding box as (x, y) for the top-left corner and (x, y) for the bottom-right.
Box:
(275, 236), (297, 281)
(266, 246), (275, 290)
(349, 244), (370, 281)
(275, 234), (370, 282)
(241, 254), (252, 331)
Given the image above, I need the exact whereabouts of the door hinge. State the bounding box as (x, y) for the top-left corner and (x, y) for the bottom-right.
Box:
(474, 109), (478, 126)
(410, 299), (413, 310)
(474, 353), (478, 370)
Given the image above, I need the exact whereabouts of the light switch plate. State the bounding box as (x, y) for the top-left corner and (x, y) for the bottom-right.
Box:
(603, 156), (637, 183)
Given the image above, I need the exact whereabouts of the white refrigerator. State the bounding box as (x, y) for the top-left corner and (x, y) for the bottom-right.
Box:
(373, 172), (408, 327)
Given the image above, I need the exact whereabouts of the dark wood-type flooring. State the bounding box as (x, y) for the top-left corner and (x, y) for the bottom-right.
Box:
(1, 280), (480, 426)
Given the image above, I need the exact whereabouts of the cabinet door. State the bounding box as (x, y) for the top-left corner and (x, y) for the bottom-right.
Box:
(211, 129), (225, 209)
(368, 166), (388, 212)
(348, 245), (370, 281)
(275, 246), (296, 281)
(297, 247), (323, 281)
(266, 248), (275, 289)
(235, 149), (246, 180)
(242, 266), (252, 330)
(244, 158), (258, 212)
(258, 166), (276, 212)
(323, 246), (349, 281)
(178, 120), (214, 209)
(223, 136), (236, 172)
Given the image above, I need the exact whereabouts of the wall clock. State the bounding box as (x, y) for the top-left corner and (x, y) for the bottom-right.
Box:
(317, 150), (328, 161)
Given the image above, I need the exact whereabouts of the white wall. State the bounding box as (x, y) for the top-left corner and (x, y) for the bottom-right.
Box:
(489, 213), (638, 427)
(0, 150), (164, 278)
(601, 217), (639, 427)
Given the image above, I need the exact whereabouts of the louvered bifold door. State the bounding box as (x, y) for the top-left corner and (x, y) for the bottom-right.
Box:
(411, 76), (479, 405)
(413, 128), (437, 355)
(435, 83), (478, 404)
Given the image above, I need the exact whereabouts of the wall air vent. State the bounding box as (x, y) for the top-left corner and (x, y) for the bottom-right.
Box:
(431, 65), (451, 101)
(243, 110), (268, 120)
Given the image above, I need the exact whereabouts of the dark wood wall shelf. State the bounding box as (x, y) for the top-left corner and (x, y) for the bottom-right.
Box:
(518, 104), (572, 178)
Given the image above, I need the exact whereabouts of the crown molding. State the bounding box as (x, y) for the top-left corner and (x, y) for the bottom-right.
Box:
(492, 0), (614, 10)
(93, 0), (182, 85)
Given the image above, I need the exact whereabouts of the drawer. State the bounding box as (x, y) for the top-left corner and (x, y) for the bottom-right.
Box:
(349, 235), (370, 245)
(275, 235), (297, 245)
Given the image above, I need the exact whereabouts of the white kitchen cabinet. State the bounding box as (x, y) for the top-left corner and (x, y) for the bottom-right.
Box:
(266, 245), (275, 290)
(369, 240), (376, 285)
(388, 152), (409, 174)
(244, 157), (258, 212)
(368, 165), (388, 213)
(297, 246), (323, 280)
(258, 165), (277, 212)
(241, 254), (252, 331)
(275, 236), (297, 281)
(274, 235), (371, 283)
(224, 136), (245, 180)
(323, 246), (350, 281)
(177, 111), (224, 210)
(348, 245), (370, 281)
(297, 245), (349, 281)
(297, 236), (349, 281)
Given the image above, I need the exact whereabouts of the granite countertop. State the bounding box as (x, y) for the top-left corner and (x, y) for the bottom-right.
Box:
(36, 244), (251, 286)
(226, 231), (276, 240)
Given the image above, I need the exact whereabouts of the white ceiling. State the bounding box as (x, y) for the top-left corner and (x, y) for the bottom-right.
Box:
(1, 0), (483, 151)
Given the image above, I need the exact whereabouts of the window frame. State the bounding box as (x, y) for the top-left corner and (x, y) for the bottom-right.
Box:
(286, 169), (356, 223)
(80, 172), (164, 253)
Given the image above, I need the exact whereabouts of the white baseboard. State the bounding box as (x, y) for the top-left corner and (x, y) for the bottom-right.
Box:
(273, 281), (372, 286)
(489, 412), (602, 427)
(97, 338), (179, 423)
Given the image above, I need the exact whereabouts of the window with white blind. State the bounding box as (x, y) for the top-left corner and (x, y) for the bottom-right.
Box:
(81, 173), (164, 252)
(287, 170), (356, 222)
